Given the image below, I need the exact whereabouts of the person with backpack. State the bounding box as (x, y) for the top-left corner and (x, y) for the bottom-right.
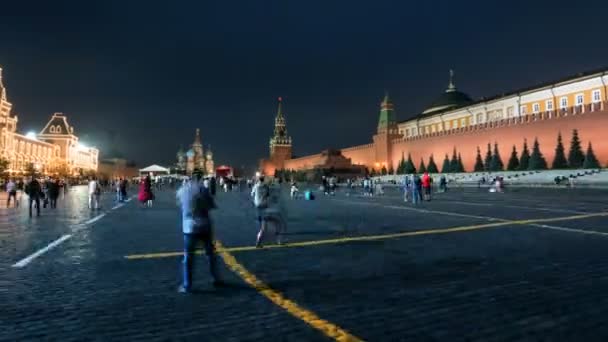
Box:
(251, 175), (270, 248)
(176, 176), (220, 293)
(25, 176), (43, 217)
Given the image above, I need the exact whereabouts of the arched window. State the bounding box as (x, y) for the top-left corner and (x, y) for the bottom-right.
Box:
(56, 126), (62, 133)
(50, 126), (55, 133)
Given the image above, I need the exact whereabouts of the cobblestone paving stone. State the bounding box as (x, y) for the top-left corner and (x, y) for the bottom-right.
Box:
(2, 185), (608, 341)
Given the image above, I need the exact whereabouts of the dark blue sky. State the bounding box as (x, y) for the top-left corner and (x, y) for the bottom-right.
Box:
(1, 0), (607, 168)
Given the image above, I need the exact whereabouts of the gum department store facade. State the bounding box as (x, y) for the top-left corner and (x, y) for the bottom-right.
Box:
(261, 67), (608, 175)
(0, 67), (98, 176)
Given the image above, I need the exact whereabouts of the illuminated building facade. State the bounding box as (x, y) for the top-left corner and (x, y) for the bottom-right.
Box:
(0, 67), (99, 176)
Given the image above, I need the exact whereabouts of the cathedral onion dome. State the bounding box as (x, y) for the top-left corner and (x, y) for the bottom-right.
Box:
(422, 70), (473, 116)
(186, 149), (195, 158)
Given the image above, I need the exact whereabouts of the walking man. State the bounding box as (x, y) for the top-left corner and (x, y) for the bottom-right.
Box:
(48, 177), (60, 209)
(176, 176), (221, 293)
(251, 175), (270, 248)
(25, 176), (42, 217)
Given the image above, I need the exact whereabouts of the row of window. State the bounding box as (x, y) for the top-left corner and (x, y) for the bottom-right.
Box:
(402, 117), (469, 136)
(16, 141), (54, 158)
(523, 89), (602, 114)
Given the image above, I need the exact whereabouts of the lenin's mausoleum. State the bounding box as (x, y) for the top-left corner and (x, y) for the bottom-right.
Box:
(261, 67), (608, 175)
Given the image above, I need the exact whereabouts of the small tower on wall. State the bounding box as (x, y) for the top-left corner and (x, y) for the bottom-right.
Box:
(269, 97), (292, 169)
(373, 93), (402, 171)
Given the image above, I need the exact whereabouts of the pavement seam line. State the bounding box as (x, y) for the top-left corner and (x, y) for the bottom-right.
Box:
(124, 211), (608, 260)
(214, 240), (364, 342)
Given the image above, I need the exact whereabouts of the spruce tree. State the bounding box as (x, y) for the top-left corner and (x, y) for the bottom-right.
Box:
(507, 145), (520, 171)
(490, 143), (504, 171)
(397, 152), (406, 174)
(474, 146), (484, 172)
(418, 158), (427, 173)
(583, 142), (601, 169)
(457, 153), (466, 172)
(388, 165), (394, 175)
(551, 132), (568, 169)
(484, 143), (492, 172)
(441, 154), (451, 173)
(381, 165), (388, 175)
(450, 147), (459, 172)
(427, 155), (439, 173)
(567, 129), (585, 168)
(519, 139), (530, 171)
(528, 138), (548, 170)
(405, 153), (416, 174)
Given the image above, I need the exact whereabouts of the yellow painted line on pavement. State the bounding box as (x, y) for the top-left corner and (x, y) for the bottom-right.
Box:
(214, 240), (363, 342)
(124, 211), (608, 260)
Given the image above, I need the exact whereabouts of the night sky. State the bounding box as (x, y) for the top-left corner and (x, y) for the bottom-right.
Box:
(1, 0), (607, 169)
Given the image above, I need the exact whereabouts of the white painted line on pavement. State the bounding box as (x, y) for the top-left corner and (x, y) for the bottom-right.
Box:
(85, 213), (106, 225)
(111, 203), (124, 210)
(446, 200), (587, 215)
(530, 223), (608, 237)
(12, 234), (73, 268)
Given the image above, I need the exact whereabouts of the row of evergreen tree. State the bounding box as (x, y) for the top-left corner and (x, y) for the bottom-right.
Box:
(388, 129), (601, 175)
(473, 129), (600, 172)
(395, 148), (466, 175)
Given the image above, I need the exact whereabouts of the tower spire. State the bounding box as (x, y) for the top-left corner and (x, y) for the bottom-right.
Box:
(194, 128), (201, 145)
(276, 96), (283, 119)
(447, 69), (456, 92)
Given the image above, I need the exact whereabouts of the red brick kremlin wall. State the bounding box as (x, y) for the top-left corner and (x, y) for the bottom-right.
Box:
(390, 105), (608, 171)
(278, 102), (608, 173)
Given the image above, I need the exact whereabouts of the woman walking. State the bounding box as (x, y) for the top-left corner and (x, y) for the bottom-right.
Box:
(138, 175), (154, 207)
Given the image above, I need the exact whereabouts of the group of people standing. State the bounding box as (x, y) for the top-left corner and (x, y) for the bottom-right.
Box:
(5, 176), (65, 217)
(401, 172), (438, 204)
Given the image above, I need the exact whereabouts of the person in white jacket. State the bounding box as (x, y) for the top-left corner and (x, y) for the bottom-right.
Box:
(88, 177), (100, 209)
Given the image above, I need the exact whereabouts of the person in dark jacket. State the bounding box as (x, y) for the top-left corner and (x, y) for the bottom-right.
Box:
(209, 176), (217, 196)
(48, 178), (60, 209)
(25, 177), (43, 217)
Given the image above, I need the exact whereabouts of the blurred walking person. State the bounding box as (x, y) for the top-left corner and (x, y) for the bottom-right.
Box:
(48, 177), (60, 209)
(421, 172), (432, 201)
(88, 177), (101, 210)
(6, 178), (18, 208)
(138, 175), (154, 207)
(176, 175), (221, 293)
(25, 176), (42, 217)
(411, 174), (422, 205)
(251, 175), (270, 248)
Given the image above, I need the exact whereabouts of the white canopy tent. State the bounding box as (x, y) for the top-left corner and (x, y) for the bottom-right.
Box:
(139, 164), (170, 176)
